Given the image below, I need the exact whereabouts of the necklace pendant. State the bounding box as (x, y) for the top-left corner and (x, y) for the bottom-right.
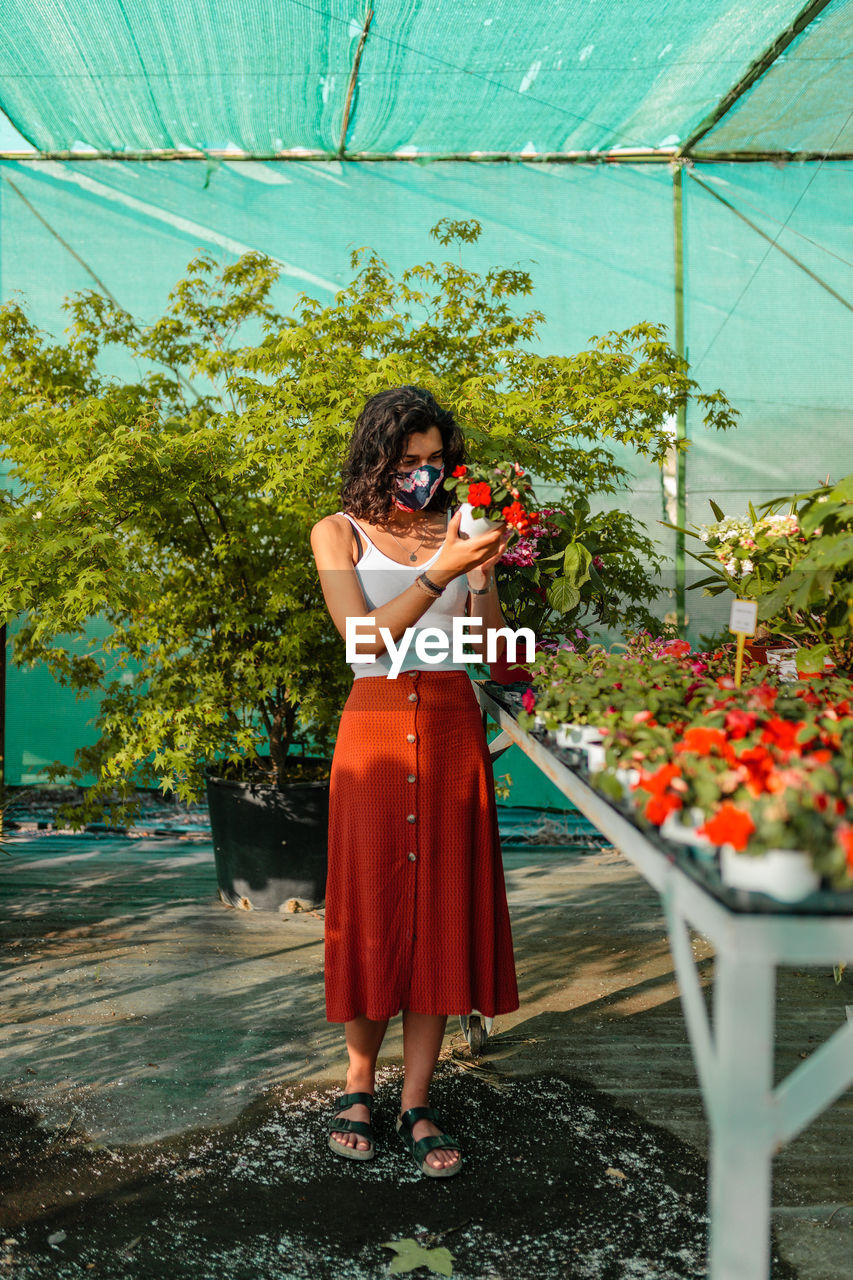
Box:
(409, 552), (418, 562)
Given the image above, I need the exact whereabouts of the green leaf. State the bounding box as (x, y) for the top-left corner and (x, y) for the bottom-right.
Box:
(658, 520), (704, 540)
(547, 576), (581, 613)
(381, 1239), (454, 1276)
(828, 473), (853, 504)
(708, 499), (725, 521)
(795, 644), (830, 675)
(562, 541), (592, 586)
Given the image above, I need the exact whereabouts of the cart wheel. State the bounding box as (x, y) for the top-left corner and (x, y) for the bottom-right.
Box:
(459, 1013), (489, 1056)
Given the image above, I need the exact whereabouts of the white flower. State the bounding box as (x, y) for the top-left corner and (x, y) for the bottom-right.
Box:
(724, 557), (737, 575)
(741, 559), (754, 574)
(33, 510), (42, 519)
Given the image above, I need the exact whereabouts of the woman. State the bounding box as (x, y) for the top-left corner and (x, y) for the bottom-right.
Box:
(309, 385), (521, 1179)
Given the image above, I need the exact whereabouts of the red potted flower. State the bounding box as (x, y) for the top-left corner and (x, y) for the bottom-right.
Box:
(443, 460), (540, 539)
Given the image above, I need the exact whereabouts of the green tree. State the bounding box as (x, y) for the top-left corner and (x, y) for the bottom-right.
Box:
(0, 219), (735, 827)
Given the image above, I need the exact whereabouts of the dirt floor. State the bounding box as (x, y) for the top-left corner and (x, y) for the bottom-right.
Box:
(1, 792), (851, 1278)
(0, 1061), (797, 1280)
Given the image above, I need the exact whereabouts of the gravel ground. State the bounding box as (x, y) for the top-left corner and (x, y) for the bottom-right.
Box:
(0, 1060), (799, 1280)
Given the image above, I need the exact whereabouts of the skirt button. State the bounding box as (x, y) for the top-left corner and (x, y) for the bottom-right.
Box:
(408, 692), (418, 702)
(406, 733), (416, 743)
(408, 852), (417, 861)
(407, 814), (416, 823)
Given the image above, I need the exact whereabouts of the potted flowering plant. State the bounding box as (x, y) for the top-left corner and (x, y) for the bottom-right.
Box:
(518, 640), (728, 742)
(617, 675), (853, 896)
(490, 499), (668, 683)
(442, 460), (540, 537)
(669, 477), (853, 676)
(517, 640), (853, 898)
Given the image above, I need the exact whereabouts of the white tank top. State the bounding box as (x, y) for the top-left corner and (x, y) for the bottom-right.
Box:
(336, 509), (472, 679)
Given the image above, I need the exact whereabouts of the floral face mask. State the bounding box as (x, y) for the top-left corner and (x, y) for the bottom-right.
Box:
(393, 462), (445, 511)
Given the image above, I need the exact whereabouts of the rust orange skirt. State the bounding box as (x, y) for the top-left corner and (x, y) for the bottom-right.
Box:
(324, 669), (520, 1023)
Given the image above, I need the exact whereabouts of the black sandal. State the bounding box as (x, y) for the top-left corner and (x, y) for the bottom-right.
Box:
(396, 1105), (463, 1178)
(327, 1092), (376, 1161)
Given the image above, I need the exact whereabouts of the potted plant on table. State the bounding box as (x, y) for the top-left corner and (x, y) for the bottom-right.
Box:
(668, 474), (853, 678)
(618, 683), (853, 897)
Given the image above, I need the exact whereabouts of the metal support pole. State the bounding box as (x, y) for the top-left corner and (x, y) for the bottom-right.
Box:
(338, 9), (374, 158)
(672, 164), (688, 634)
(0, 622), (5, 834)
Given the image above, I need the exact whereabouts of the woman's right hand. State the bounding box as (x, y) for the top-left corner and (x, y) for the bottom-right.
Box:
(431, 508), (510, 582)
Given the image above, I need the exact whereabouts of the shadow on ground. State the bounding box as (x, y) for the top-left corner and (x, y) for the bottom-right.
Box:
(0, 1059), (799, 1280)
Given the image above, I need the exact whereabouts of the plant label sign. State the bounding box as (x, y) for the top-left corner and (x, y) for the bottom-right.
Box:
(729, 598), (758, 637)
(729, 597), (758, 687)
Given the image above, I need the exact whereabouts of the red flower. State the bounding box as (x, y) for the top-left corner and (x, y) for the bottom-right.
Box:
(521, 688), (536, 713)
(467, 481), (493, 507)
(760, 718), (805, 753)
(698, 803), (756, 851)
(452, 465), (468, 478)
(749, 684), (779, 710)
(676, 726), (735, 762)
(645, 793), (683, 825)
(724, 708), (757, 739)
(736, 745), (775, 795)
(636, 762), (682, 796)
(659, 639), (691, 658)
(501, 500), (532, 532)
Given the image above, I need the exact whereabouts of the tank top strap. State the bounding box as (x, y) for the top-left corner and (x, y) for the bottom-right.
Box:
(336, 510), (365, 561)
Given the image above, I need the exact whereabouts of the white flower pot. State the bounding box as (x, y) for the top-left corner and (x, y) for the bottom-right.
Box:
(765, 647), (799, 683)
(660, 807), (717, 854)
(719, 845), (820, 902)
(613, 766), (641, 798)
(555, 723), (602, 750)
(459, 501), (505, 538)
(552, 723), (606, 771)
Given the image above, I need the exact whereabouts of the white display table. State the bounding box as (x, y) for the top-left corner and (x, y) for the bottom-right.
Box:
(474, 679), (853, 1280)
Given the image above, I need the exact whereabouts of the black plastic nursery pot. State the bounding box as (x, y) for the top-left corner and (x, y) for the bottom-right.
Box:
(204, 759), (331, 911)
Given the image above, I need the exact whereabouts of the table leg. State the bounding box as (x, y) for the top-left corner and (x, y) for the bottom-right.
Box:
(707, 950), (776, 1280)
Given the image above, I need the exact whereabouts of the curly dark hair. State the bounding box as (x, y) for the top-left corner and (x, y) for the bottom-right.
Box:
(340, 386), (466, 521)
